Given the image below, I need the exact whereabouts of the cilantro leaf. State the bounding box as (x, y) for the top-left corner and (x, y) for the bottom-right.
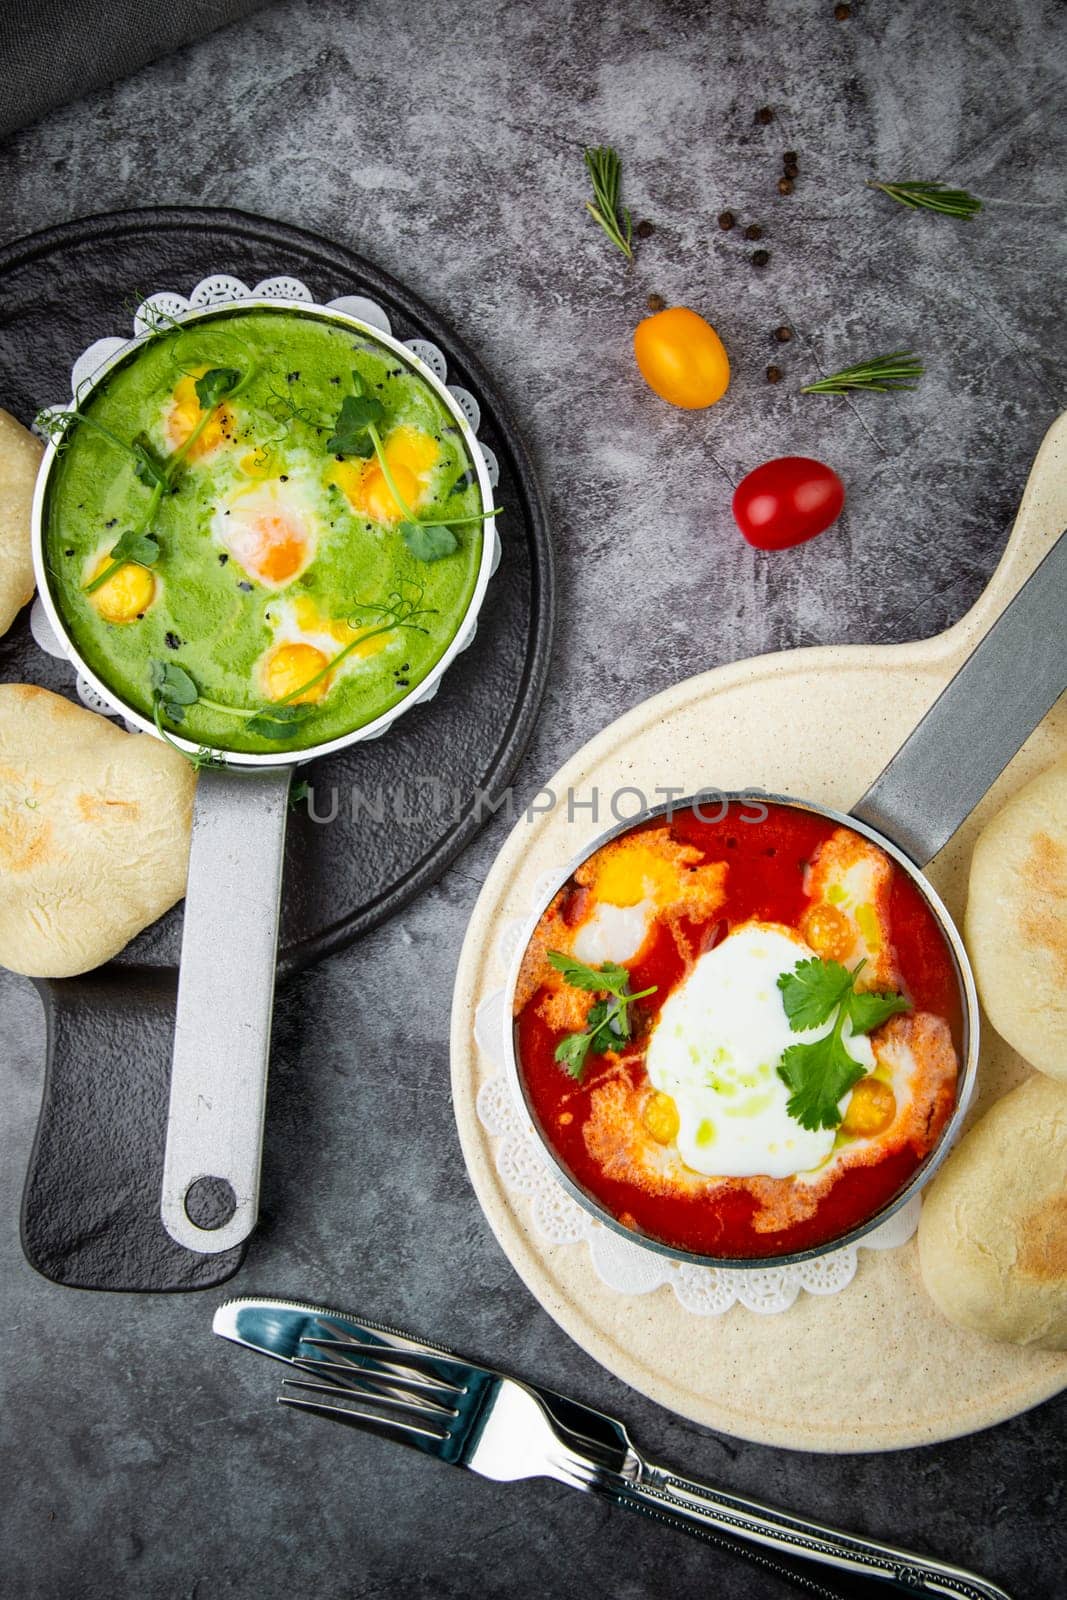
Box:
(555, 1031), (595, 1079)
(774, 954), (911, 1132)
(778, 1032), (868, 1132)
(327, 393), (386, 457)
(547, 950), (656, 1081)
(194, 367), (241, 410)
(547, 951), (631, 996)
(848, 989), (912, 1035)
(776, 957), (855, 1031)
(400, 522), (459, 563)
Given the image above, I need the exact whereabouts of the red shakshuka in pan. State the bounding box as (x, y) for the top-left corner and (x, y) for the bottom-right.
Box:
(510, 798), (966, 1262)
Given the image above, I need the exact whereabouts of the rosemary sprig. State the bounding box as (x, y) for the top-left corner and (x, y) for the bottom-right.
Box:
(867, 179), (982, 220)
(801, 352), (924, 395)
(583, 146), (633, 260)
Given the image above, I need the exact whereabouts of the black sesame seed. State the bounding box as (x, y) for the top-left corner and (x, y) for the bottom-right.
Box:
(238, 580), (253, 592)
(286, 371), (300, 382)
(329, 376), (340, 385)
(165, 631), (181, 649)
(105, 517), (117, 528)
(218, 553), (229, 565)
(64, 547), (74, 557)
(280, 474), (289, 482)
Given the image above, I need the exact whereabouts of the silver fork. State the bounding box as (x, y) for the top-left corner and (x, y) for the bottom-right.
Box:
(213, 1297), (1012, 1600)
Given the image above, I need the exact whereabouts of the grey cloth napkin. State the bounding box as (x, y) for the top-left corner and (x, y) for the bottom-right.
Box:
(0, 0), (274, 140)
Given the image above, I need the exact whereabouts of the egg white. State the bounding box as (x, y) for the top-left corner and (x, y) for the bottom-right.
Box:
(645, 923), (874, 1180)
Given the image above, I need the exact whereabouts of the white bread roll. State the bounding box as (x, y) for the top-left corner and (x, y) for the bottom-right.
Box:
(0, 408), (42, 634)
(918, 1074), (1067, 1349)
(0, 684), (195, 976)
(966, 755), (1067, 1080)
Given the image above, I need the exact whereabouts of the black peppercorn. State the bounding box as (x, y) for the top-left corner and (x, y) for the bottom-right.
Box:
(834, 3), (851, 17)
(784, 160), (799, 179)
(751, 249), (770, 267)
(635, 219), (655, 239)
(647, 293), (666, 312)
(775, 324), (794, 342)
(744, 223), (764, 240)
(766, 365), (783, 383)
(783, 150), (798, 165)
(778, 178), (794, 195)
(755, 105), (774, 124)
(717, 209), (735, 230)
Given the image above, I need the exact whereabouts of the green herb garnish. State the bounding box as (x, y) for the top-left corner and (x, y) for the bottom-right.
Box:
(326, 385), (387, 458)
(547, 950), (657, 1080)
(867, 179), (982, 220)
(82, 528), (160, 595)
(150, 660), (199, 723)
(583, 146), (633, 260)
(801, 352), (924, 395)
(194, 366), (242, 409)
(399, 523), (458, 562)
(775, 957), (911, 1131)
(319, 371), (501, 563)
(243, 703), (315, 741)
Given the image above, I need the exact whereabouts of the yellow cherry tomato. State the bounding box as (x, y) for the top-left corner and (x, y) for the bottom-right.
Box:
(633, 306), (730, 409)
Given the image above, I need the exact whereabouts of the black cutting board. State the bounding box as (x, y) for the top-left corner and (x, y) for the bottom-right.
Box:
(0, 207), (554, 1292)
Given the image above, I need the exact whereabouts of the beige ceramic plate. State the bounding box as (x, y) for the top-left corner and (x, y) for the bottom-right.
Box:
(450, 414), (1067, 1453)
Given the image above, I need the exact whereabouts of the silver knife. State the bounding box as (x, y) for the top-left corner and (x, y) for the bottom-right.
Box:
(213, 1296), (1012, 1600)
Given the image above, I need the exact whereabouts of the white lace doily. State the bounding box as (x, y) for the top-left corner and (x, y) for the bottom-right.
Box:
(32, 272), (501, 733)
(474, 887), (921, 1317)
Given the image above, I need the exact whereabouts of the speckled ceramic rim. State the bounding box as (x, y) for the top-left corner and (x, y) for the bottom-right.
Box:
(30, 297), (497, 769)
(503, 790), (981, 1271)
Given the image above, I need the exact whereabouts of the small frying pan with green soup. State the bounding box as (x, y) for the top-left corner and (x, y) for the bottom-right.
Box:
(32, 300), (498, 1252)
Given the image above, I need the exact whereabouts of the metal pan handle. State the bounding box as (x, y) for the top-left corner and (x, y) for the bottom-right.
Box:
(160, 765), (292, 1253)
(851, 530), (1066, 867)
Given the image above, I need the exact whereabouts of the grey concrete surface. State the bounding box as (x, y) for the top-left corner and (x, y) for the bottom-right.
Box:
(1, 1), (1065, 1597)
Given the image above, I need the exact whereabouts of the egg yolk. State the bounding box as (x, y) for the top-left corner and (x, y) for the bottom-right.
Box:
(329, 427), (439, 524)
(800, 902), (853, 963)
(263, 642), (329, 703)
(167, 372), (234, 459)
(642, 1091), (681, 1145)
(243, 513), (308, 586)
(88, 557), (156, 622)
(841, 1077), (896, 1138)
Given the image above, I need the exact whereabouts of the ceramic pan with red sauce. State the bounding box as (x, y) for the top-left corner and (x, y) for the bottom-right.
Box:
(507, 795), (978, 1266)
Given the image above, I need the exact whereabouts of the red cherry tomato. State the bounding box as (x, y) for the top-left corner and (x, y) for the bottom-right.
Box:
(732, 457), (845, 549)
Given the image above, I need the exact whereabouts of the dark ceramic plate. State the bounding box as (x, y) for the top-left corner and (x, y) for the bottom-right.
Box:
(0, 207), (554, 1291)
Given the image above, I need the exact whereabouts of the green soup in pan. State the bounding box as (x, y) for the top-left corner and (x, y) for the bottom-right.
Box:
(42, 307), (487, 754)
